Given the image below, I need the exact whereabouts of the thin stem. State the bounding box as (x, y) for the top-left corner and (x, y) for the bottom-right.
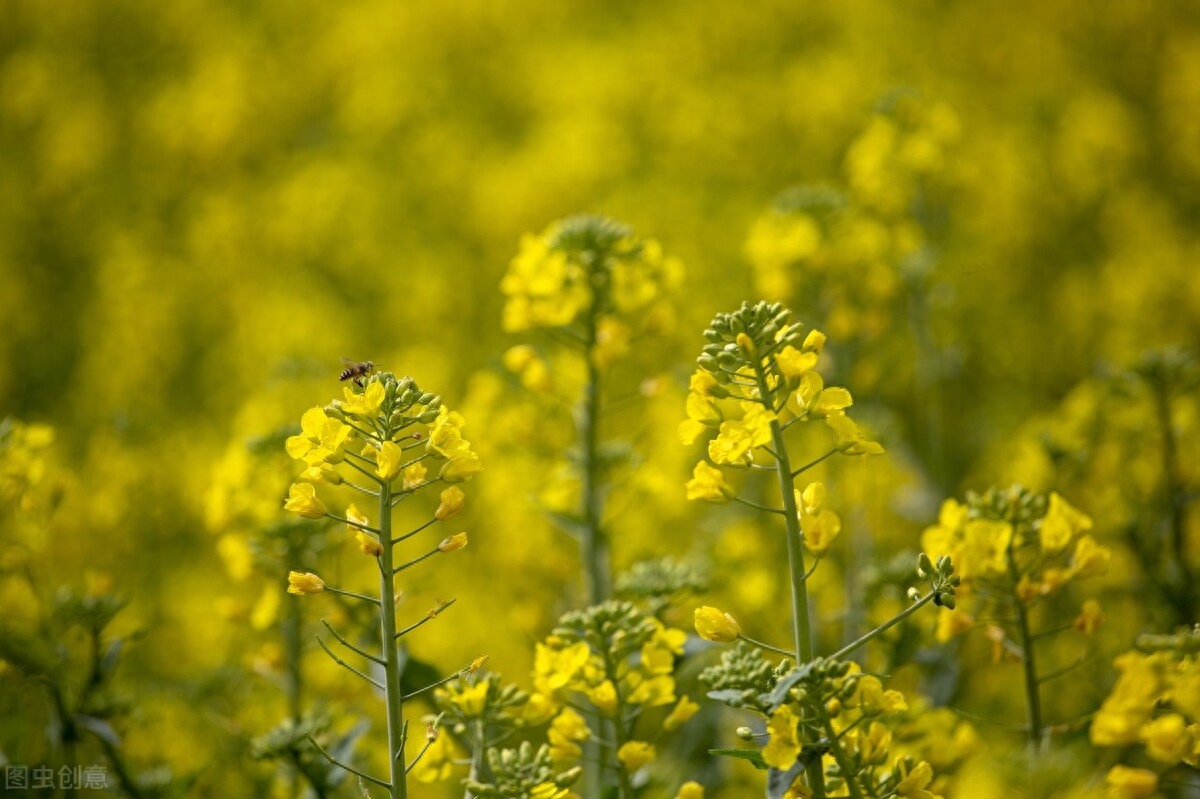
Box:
(818, 714), (865, 799)
(732, 496), (786, 515)
(790, 448), (839, 478)
(737, 634), (793, 658)
(392, 545), (441, 574)
(324, 585), (382, 605)
(316, 635), (384, 689)
(830, 592), (938, 661)
(306, 732), (390, 790)
(579, 310), (611, 605)
(377, 480), (409, 799)
(321, 619), (385, 666)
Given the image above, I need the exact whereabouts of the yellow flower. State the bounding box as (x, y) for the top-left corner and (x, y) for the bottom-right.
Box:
(530, 784), (570, 799)
(1105, 765), (1158, 799)
(375, 440), (403, 482)
(776, 345), (819, 378)
(283, 482), (327, 518)
(435, 486), (466, 519)
(548, 707), (591, 762)
(694, 606), (741, 642)
(1091, 651), (1168, 746)
(1073, 600), (1104, 635)
(685, 460), (734, 502)
(674, 781), (705, 799)
(345, 503), (369, 532)
(438, 532), (468, 552)
(624, 673), (676, 707)
(1141, 713), (1188, 763)
(762, 705), (801, 769)
(587, 680), (619, 716)
(708, 404), (775, 465)
(1041, 492), (1092, 552)
(286, 571), (325, 595)
(342, 381), (385, 417)
(616, 741), (656, 771)
(285, 406), (353, 465)
(534, 641), (592, 695)
(1071, 534), (1111, 578)
(356, 531), (383, 557)
(428, 407), (472, 458)
(403, 462), (428, 490)
(825, 412), (885, 455)
(895, 760), (939, 799)
(664, 695), (700, 731)
(679, 391), (723, 445)
(448, 680), (490, 717)
(852, 675), (907, 716)
(440, 450), (483, 483)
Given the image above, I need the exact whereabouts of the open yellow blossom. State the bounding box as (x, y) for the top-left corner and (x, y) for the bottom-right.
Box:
(547, 706), (591, 762)
(616, 741), (656, 771)
(586, 680), (618, 716)
(679, 391), (723, 445)
(376, 440), (403, 482)
(1040, 491), (1093, 552)
(341, 381), (385, 417)
(694, 606), (741, 642)
(345, 503), (369, 532)
(685, 460), (734, 502)
(440, 450), (483, 483)
(283, 482), (327, 519)
(762, 704), (801, 769)
(403, 462), (427, 490)
(852, 674), (907, 716)
(285, 406), (353, 465)
(448, 680), (490, 717)
(894, 759), (939, 799)
(286, 571), (325, 595)
(428, 407), (472, 458)
(708, 404), (775, 465)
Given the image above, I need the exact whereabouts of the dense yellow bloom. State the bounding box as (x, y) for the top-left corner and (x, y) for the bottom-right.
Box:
(616, 740), (656, 771)
(694, 606), (741, 642)
(286, 571), (325, 595)
(763, 704), (801, 769)
(283, 482), (327, 518)
(375, 440), (403, 481)
(1105, 765), (1158, 799)
(708, 404), (775, 465)
(435, 486), (466, 519)
(1091, 651), (1169, 746)
(685, 460), (734, 502)
(921, 501), (1011, 581)
(586, 680), (618, 716)
(501, 232), (588, 332)
(285, 406), (353, 465)
(534, 641), (592, 695)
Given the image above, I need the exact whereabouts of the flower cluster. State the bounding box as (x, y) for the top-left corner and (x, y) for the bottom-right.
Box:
(500, 214), (682, 339)
(1091, 629), (1200, 795)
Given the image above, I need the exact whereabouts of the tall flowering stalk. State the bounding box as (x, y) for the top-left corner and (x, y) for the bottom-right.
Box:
(283, 371), (483, 798)
(683, 302), (958, 798)
(500, 214), (682, 605)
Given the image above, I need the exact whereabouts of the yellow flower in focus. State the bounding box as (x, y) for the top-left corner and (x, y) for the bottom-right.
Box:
(664, 695), (700, 731)
(762, 705), (801, 769)
(776, 345), (818, 378)
(679, 391), (723, 445)
(283, 482), (327, 518)
(403, 462), (427, 490)
(616, 741), (656, 771)
(1105, 765), (1158, 799)
(798, 484), (841, 556)
(435, 486), (466, 519)
(286, 571), (325, 595)
(694, 607), (741, 642)
(285, 406), (353, 465)
(428, 407), (471, 458)
(708, 404), (775, 465)
(376, 440), (403, 482)
(342, 381), (385, 417)
(448, 680), (490, 717)
(534, 641), (592, 694)
(686, 460), (734, 502)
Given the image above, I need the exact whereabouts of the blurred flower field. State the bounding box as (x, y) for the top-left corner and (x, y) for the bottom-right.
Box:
(2, 1), (1199, 797)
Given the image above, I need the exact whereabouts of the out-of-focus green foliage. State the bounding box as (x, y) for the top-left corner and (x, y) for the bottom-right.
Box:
(2, 0), (1199, 796)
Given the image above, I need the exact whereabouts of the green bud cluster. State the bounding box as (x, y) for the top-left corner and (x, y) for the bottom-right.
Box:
(965, 484), (1046, 531)
(696, 301), (805, 384)
(548, 214), (634, 263)
(699, 641), (793, 715)
(552, 599), (661, 663)
(436, 673), (530, 730)
(614, 557), (708, 615)
(916, 551), (961, 609)
(329, 372), (443, 439)
(465, 742), (581, 797)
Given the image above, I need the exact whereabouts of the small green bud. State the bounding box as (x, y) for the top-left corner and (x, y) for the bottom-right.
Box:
(917, 552), (933, 578)
(736, 726), (755, 740)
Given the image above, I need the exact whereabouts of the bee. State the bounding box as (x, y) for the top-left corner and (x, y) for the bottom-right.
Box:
(339, 358), (375, 386)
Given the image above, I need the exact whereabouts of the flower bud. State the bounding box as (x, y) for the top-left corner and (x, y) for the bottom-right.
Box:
(287, 571), (325, 595)
(439, 532), (468, 552)
(694, 606), (741, 642)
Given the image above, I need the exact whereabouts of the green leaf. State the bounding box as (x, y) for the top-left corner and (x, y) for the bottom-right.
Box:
(708, 747), (768, 770)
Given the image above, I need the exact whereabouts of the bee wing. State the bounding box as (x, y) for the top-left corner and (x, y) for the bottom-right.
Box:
(340, 357), (359, 367)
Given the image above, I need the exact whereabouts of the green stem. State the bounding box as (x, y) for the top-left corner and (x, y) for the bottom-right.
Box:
(752, 362), (822, 798)
(818, 715), (865, 799)
(378, 480), (408, 799)
(1153, 376), (1194, 623)
(1007, 540), (1043, 750)
(579, 311), (611, 605)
